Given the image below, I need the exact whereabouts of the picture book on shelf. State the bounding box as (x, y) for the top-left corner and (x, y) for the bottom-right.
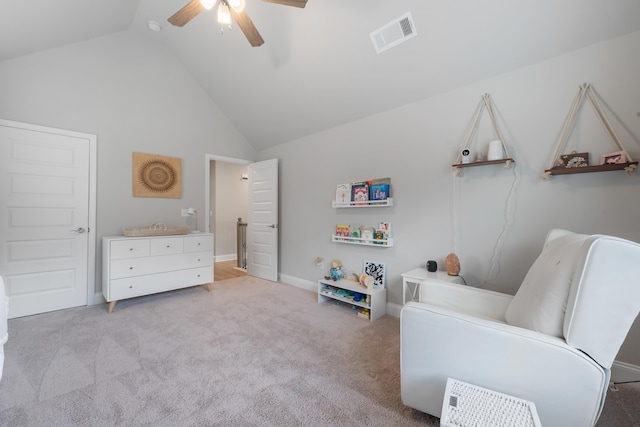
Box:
(335, 224), (350, 241)
(369, 178), (391, 201)
(378, 221), (391, 237)
(351, 182), (369, 205)
(335, 184), (351, 203)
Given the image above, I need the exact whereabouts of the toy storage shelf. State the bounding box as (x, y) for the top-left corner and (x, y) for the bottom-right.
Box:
(331, 235), (394, 247)
(332, 198), (393, 208)
(318, 279), (387, 321)
(544, 162), (638, 176)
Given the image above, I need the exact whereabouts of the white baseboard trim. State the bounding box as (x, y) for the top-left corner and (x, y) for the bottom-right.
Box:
(91, 292), (104, 306)
(214, 254), (236, 262)
(387, 302), (402, 318)
(611, 360), (640, 383)
(278, 273), (317, 293)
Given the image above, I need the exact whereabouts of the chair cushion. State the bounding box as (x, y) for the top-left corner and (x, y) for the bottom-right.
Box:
(505, 231), (588, 337)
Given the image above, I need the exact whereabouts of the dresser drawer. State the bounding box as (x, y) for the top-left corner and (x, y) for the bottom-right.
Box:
(184, 235), (213, 253)
(110, 239), (150, 259)
(150, 237), (184, 256)
(108, 267), (213, 301)
(110, 252), (212, 279)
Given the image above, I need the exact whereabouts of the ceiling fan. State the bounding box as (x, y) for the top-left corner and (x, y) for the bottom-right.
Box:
(168, 0), (308, 47)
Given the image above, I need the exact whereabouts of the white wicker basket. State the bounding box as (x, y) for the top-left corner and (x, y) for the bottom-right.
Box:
(123, 223), (190, 237)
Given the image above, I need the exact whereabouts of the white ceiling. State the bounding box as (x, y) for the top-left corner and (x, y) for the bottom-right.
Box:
(2, 0), (640, 150)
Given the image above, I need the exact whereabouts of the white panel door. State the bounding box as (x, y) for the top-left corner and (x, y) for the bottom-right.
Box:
(0, 121), (95, 318)
(247, 159), (278, 282)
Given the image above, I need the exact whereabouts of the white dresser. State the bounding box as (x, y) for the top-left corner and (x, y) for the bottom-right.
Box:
(102, 233), (214, 313)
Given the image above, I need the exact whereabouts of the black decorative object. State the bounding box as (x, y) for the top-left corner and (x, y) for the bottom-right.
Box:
(426, 260), (437, 272)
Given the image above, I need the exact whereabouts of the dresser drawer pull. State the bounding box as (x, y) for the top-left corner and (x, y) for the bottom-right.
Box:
(129, 285), (133, 289)
(197, 274), (201, 278)
(129, 266), (133, 270)
(166, 245), (170, 248)
(129, 248), (134, 251)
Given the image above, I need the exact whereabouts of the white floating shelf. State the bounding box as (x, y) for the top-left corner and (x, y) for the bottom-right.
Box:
(331, 235), (394, 247)
(332, 198), (393, 208)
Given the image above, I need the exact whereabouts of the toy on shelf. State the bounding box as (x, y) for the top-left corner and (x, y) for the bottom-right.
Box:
(324, 259), (344, 281)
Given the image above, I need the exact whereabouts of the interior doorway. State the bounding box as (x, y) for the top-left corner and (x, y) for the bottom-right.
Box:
(205, 155), (250, 280)
(205, 155), (279, 283)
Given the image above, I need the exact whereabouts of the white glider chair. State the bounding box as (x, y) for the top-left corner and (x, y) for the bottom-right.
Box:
(401, 229), (640, 427)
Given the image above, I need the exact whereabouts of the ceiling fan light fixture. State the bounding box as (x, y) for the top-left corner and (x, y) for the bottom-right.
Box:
(200, 0), (216, 10)
(228, 0), (245, 12)
(217, 2), (232, 26)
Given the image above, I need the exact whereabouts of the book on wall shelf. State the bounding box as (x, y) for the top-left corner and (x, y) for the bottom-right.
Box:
(332, 222), (393, 247)
(335, 184), (351, 203)
(333, 178), (392, 207)
(351, 182), (369, 206)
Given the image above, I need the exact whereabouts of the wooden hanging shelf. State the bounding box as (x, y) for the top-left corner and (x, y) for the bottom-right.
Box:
(544, 162), (638, 176)
(453, 158), (515, 169)
(453, 94), (515, 177)
(543, 83), (636, 180)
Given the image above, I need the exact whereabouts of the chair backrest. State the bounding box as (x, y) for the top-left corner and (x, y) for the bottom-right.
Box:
(564, 234), (640, 368)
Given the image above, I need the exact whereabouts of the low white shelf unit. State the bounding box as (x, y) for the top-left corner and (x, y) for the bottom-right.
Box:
(318, 278), (386, 321)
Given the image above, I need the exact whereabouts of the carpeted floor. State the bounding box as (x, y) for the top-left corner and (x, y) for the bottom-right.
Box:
(0, 276), (638, 426)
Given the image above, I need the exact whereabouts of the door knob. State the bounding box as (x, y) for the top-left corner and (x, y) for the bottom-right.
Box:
(268, 224), (278, 229)
(70, 227), (86, 233)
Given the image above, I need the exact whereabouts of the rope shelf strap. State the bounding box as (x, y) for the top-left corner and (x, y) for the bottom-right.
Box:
(454, 93), (512, 176)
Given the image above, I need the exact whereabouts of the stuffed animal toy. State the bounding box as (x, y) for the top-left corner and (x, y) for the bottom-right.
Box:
(325, 259), (344, 281)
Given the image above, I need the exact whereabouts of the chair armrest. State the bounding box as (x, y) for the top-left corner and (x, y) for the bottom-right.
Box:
(418, 279), (513, 322)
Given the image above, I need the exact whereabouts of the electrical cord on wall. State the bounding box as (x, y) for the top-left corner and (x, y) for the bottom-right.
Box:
(478, 164), (520, 288)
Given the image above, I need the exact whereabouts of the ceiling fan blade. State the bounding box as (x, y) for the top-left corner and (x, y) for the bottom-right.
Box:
(230, 8), (265, 47)
(168, 0), (206, 27)
(260, 0), (308, 8)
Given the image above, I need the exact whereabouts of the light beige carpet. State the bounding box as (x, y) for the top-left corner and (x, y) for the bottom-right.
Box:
(0, 276), (637, 426)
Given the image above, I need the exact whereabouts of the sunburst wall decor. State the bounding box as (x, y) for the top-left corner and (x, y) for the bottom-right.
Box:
(132, 152), (182, 198)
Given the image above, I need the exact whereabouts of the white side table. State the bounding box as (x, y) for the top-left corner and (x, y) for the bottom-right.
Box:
(401, 268), (464, 305)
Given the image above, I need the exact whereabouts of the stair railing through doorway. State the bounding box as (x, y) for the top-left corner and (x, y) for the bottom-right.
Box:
(237, 217), (247, 270)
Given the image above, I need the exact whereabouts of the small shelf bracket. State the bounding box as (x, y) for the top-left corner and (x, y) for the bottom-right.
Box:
(544, 83), (636, 179)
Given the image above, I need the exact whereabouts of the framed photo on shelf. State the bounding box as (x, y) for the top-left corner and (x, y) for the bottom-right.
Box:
(600, 151), (626, 165)
(559, 151), (589, 168)
(363, 260), (386, 289)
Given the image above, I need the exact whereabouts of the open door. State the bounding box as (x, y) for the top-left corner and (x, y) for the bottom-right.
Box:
(247, 159), (278, 281)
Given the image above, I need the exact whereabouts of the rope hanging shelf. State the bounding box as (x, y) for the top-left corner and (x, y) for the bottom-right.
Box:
(452, 93), (514, 177)
(543, 83), (637, 180)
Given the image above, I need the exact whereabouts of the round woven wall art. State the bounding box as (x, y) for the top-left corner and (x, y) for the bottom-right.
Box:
(132, 152), (182, 198)
(138, 159), (177, 192)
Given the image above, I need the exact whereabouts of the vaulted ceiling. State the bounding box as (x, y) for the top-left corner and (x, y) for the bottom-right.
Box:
(2, 0), (640, 150)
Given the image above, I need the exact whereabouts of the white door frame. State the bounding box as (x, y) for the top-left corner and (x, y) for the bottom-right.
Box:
(204, 154), (252, 238)
(0, 119), (98, 307)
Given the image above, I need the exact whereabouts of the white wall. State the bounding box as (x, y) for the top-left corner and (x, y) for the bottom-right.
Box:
(0, 30), (257, 293)
(260, 31), (640, 366)
(212, 161), (249, 260)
